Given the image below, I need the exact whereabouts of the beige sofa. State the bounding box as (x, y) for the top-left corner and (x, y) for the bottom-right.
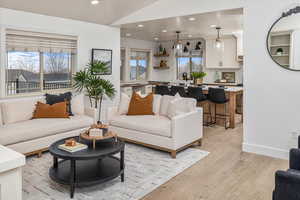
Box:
(0, 95), (96, 156)
(107, 94), (203, 158)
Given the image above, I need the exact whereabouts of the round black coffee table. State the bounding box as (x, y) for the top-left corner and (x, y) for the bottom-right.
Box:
(49, 136), (125, 198)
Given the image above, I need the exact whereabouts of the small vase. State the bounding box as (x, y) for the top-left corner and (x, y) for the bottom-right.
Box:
(196, 78), (203, 85)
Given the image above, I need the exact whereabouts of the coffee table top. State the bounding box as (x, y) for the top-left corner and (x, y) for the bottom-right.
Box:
(49, 136), (125, 160)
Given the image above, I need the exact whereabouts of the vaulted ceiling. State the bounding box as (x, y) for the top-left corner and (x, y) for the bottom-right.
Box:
(0, 0), (159, 25)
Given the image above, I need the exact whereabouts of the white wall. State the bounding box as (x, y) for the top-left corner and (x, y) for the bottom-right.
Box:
(243, 0), (300, 159)
(0, 8), (121, 120)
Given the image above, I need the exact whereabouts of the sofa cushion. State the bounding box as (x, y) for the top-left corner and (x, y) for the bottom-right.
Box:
(1, 97), (44, 125)
(0, 115), (93, 146)
(110, 115), (171, 137)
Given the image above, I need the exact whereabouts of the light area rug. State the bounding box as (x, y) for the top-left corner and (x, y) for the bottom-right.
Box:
(23, 143), (209, 200)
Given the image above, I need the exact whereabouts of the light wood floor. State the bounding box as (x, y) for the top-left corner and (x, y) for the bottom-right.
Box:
(142, 122), (288, 200)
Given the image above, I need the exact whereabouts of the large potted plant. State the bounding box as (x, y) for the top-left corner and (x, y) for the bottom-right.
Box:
(73, 61), (116, 124)
(191, 72), (207, 85)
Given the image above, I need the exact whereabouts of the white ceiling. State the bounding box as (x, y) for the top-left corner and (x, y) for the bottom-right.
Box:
(121, 8), (243, 41)
(0, 0), (159, 25)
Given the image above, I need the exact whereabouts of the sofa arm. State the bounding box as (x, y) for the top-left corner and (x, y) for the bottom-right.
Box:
(84, 107), (97, 122)
(171, 107), (203, 150)
(107, 106), (119, 122)
(273, 170), (300, 200)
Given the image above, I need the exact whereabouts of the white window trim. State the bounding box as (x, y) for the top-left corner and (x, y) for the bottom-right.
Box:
(129, 48), (152, 82)
(0, 28), (78, 99)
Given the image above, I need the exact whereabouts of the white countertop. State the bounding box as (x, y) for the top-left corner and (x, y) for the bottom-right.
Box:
(0, 145), (25, 173)
(201, 85), (243, 92)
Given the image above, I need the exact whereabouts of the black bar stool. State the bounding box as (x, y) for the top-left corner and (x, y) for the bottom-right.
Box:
(187, 86), (211, 126)
(208, 87), (229, 129)
(155, 85), (170, 95)
(170, 86), (187, 97)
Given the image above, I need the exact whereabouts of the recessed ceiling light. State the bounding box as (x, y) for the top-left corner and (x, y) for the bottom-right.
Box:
(125, 33), (132, 37)
(162, 30), (167, 33)
(188, 17), (196, 21)
(154, 37), (159, 41)
(210, 24), (217, 28)
(137, 24), (144, 28)
(188, 34), (193, 38)
(91, 0), (99, 5)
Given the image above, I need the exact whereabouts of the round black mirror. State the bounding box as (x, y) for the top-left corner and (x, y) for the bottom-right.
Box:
(267, 6), (300, 71)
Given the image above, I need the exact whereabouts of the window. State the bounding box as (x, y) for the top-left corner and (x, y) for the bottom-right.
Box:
(130, 51), (149, 81)
(176, 51), (204, 80)
(5, 29), (77, 96)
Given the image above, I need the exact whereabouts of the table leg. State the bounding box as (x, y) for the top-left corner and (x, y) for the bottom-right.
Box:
(53, 157), (58, 169)
(229, 92), (237, 129)
(120, 149), (125, 182)
(70, 160), (76, 198)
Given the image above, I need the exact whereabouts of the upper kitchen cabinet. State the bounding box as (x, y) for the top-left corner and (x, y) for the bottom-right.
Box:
(205, 36), (241, 69)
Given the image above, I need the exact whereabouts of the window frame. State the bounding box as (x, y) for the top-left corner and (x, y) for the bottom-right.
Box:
(129, 49), (150, 81)
(5, 51), (76, 97)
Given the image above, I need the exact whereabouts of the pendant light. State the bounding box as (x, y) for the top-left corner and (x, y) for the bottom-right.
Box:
(174, 31), (183, 54)
(215, 27), (223, 49)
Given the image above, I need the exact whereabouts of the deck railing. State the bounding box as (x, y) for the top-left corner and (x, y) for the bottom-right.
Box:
(6, 79), (71, 95)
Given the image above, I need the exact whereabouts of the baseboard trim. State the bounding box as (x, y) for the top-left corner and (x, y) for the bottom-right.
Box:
(242, 143), (289, 160)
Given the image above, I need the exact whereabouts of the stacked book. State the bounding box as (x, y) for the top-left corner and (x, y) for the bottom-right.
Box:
(58, 142), (88, 153)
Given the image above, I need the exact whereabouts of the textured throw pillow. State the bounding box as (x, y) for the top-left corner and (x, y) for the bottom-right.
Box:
(118, 93), (131, 115)
(71, 94), (85, 115)
(127, 92), (154, 115)
(167, 98), (188, 119)
(33, 101), (69, 119)
(45, 92), (73, 115)
(153, 94), (162, 115)
(159, 95), (176, 116)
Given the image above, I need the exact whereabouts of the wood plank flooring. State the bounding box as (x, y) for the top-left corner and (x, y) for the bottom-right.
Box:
(142, 122), (288, 200)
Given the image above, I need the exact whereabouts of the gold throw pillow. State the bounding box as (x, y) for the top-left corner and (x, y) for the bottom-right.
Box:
(127, 92), (154, 115)
(33, 101), (69, 119)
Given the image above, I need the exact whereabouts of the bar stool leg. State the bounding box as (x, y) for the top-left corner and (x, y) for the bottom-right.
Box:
(214, 103), (217, 124)
(224, 103), (229, 129)
(203, 101), (212, 126)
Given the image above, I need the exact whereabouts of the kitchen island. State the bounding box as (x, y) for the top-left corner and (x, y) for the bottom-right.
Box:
(200, 85), (243, 128)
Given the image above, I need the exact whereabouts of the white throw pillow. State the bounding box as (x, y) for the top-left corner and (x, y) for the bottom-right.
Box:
(167, 98), (186, 119)
(159, 95), (175, 116)
(71, 94), (85, 115)
(182, 97), (197, 112)
(153, 94), (162, 115)
(118, 93), (131, 115)
(1, 97), (43, 124)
